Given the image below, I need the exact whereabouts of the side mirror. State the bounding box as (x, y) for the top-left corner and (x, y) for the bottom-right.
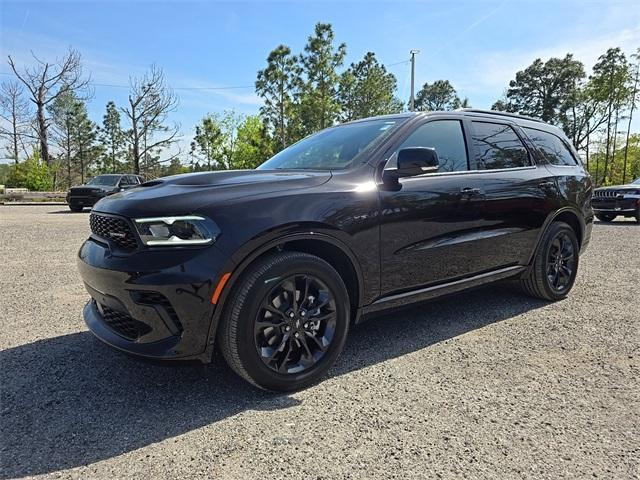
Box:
(383, 147), (439, 183)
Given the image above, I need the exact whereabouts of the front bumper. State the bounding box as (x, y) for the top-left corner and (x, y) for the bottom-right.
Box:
(592, 195), (640, 216)
(77, 236), (232, 362)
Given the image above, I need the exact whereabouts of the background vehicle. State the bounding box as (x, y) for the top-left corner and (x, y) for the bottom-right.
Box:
(592, 178), (640, 223)
(77, 110), (592, 391)
(66, 174), (144, 212)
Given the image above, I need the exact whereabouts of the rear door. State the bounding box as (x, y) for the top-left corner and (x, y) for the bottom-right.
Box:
(462, 119), (555, 269)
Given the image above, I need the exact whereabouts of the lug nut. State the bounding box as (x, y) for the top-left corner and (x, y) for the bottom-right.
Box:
(289, 312), (295, 318)
(285, 326), (291, 331)
(294, 332), (300, 338)
(300, 311), (306, 317)
(303, 322), (309, 329)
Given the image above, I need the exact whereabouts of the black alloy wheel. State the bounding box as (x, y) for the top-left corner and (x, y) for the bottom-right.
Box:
(595, 213), (616, 222)
(218, 251), (350, 391)
(254, 274), (336, 374)
(519, 221), (579, 301)
(545, 231), (576, 294)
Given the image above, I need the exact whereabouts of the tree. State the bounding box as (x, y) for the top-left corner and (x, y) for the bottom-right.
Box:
(501, 54), (585, 123)
(622, 48), (639, 184)
(7, 48), (90, 166)
(72, 101), (98, 184)
(6, 151), (52, 191)
(99, 101), (125, 174)
(338, 52), (402, 121)
(0, 80), (32, 163)
(121, 65), (179, 175)
(298, 23), (346, 134)
(590, 48), (631, 184)
(414, 80), (461, 111)
(256, 45), (300, 151)
(234, 115), (273, 169)
(190, 114), (223, 170)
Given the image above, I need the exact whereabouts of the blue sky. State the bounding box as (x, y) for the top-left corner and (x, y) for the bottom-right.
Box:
(1, 0), (639, 162)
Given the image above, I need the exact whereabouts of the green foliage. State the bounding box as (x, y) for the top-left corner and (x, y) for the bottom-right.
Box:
(587, 134), (640, 185)
(298, 23), (346, 134)
(99, 101), (126, 174)
(191, 114), (224, 169)
(234, 115), (273, 169)
(338, 52), (402, 121)
(256, 45), (301, 151)
(414, 79), (461, 111)
(6, 152), (53, 190)
(498, 54), (585, 123)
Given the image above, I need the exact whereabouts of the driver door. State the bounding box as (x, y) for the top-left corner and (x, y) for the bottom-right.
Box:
(378, 117), (487, 295)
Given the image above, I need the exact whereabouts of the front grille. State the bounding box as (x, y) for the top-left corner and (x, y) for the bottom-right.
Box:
(71, 188), (100, 196)
(594, 189), (620, 198)
(90, 213), (138, 250)
(131, 291), (184, 334)
(100, 304), (152, 340)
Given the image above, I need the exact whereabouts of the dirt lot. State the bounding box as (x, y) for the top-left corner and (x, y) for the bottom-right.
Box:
(0, 205), (638, 479)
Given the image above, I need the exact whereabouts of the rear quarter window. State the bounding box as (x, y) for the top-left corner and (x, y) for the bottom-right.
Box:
(470, 121), (531, 170)
(524, 127), (577, 166)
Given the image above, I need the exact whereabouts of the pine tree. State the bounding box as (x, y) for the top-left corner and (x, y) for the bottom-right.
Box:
(100, 101), (125, 173)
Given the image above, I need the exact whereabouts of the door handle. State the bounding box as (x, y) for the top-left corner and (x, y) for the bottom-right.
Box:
(460, 187), (482, 195)
(539, 181), (555, 188)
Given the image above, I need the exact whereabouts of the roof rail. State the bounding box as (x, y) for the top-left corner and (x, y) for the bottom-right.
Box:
(460, 108), (544, 124)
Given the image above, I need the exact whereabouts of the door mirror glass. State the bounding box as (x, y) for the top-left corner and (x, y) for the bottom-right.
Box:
(396, 147), (439, 177)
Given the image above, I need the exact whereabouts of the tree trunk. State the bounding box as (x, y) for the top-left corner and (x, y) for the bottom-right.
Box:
(36, 100), (50, 165)
(610, 108), (619, 182)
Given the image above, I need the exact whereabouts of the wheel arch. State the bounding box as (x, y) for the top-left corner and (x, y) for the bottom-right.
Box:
(204, 227), (365, 357)
(528, 207), (584, 265)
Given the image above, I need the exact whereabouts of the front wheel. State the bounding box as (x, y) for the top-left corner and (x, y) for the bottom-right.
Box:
(218, 251), (350, 391)
(520, 221), (579, 301)
(68, 204), (84, 212)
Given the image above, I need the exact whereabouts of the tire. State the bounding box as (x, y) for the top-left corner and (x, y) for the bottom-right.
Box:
(69, 204), (84, 212)
(520, 221), (579, 301)
(635, 207), (640, 224)
(595, 213), (616, 222)
(217, 251), (350, 391)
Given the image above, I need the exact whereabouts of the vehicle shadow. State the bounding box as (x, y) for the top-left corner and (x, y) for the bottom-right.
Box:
(593, 219), (638, 226)
(47, 209), (89, 215)
(0, 285), (547, 478)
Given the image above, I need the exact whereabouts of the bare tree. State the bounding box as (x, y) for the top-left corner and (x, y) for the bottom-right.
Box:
(0, 80), (32, 162)
(121, 65), (179, 174)
(7, 48), (90, 165)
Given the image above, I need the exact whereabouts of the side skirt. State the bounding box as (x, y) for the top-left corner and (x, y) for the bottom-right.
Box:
(357, 265), (526, 321)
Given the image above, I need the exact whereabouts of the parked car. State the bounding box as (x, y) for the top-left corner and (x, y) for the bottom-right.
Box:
(591, 178), (640, 223)
(76, 109), (593, 391)
(66, 174), (144, 212)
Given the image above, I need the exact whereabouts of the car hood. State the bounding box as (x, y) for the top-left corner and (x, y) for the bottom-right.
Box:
(92, 169), (332, 218)
(70, 184), (117, 192)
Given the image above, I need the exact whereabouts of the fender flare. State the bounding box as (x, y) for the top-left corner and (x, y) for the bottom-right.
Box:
(527, 206), (585, 265)
(203, 229), (365, 357)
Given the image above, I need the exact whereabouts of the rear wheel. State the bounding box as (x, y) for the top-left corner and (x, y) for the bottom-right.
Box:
(218, 251), (350, 391)
(69, 204), (83, 212)
(595, 213), (616, 222)
(520, 221), (579, 301)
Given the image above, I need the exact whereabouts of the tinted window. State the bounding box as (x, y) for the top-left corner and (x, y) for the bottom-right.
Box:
(127, 176), (138, 185)
(471, 122), (530, 170)
(87, 175), (120, 186)
(524, 128), (577, 166)
(399, 120), (468, 172)
(258, 118), (405, 170)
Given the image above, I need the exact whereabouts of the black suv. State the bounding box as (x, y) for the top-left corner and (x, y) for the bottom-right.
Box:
(67, 174), (144, 212)
(592, 178), (640, 223)
(77, 110), (593, 391)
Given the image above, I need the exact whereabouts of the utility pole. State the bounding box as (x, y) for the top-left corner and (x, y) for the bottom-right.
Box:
(409, 49), (420, 111)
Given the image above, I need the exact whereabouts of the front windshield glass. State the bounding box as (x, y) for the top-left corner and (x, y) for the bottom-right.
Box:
(87, 175), (120, 186)
(258, 118), (405, 170)
(632, 178), (640, 185)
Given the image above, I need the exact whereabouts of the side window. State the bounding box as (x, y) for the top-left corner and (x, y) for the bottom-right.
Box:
(127, 176), (138, 185)
(119, 176), (130, 186)
(398, 120), (468, 173)
(471, 121), (530, 170)
(523, 127), (577, 166)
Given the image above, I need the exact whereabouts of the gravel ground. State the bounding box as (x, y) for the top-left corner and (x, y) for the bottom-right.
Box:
(0, 205), (638, 479)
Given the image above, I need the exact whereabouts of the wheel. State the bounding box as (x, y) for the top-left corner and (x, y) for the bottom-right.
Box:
(69, 204), (84, 212)
(635, 207), (640, 224)
(595, 213), (616, 222)
(218, 251), (350, 391)
(520, 221), (579, 301)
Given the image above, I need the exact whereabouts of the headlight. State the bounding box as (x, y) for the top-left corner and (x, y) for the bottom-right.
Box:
(133, 216), (220, 246)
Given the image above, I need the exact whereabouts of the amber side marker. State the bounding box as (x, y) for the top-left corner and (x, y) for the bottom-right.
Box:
(211, 272), (231, 304)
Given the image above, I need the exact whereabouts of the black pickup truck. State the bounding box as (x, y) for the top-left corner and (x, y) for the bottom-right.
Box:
(66, 174), (144, 212)
(592, 178), (640, 223)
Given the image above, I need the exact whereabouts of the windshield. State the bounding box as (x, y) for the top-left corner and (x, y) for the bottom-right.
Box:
(258, 118), (405, 170)
(632, 178), (640, 185)
(87, 175), (120, 186)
